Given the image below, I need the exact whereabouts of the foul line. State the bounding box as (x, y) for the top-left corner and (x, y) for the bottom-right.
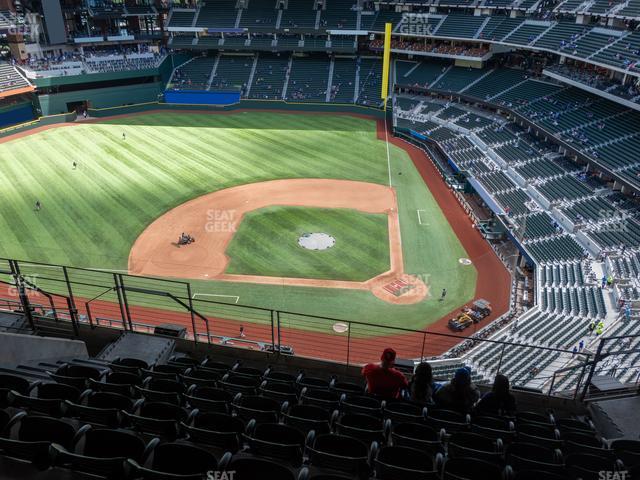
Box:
(384, 108), (392, 188)
(417, 209), (429, 226)
(192, 293), (240, 304)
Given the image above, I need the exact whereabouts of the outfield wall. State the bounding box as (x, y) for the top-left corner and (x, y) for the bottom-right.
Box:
(0, 110), (77, 139)
(86, 99), (386, 118)
(39, 82), (164, 116)
(0, 101), (35, 129)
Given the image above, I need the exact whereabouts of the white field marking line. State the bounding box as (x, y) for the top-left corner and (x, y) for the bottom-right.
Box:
(192, 293), (240, 304)
(384, 106), (392, 188)
(417, 209), (430, 226)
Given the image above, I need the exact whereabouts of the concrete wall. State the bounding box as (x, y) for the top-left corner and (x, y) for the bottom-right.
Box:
(0, 331), (88, 367)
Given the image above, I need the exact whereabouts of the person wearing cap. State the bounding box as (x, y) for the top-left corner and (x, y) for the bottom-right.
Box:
(434, 366), (480, 413)
(362, 348), (408, 400)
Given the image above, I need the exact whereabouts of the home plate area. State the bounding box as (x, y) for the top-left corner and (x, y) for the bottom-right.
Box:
(382, 278), (417, 297)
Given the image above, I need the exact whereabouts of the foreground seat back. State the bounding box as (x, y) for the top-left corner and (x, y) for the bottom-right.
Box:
(52, 428), (146, 479)
(131, 442), (218, 479)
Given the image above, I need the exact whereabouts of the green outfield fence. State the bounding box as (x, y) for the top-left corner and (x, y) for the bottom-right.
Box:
(1, 257), (637, 399)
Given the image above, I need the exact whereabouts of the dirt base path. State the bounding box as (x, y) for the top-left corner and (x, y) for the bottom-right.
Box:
(128, 178), (428, 305)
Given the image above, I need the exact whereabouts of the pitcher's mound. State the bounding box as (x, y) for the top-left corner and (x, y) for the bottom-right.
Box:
(298, 232), (336, 251)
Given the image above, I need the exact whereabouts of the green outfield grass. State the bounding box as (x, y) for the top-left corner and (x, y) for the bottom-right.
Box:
(0, 111), (477, 330)
(225, 206), (390, 281)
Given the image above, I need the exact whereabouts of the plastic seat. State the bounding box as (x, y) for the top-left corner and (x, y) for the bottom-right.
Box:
(426, 409), (470, 433)
(123, 401), (188, 440)
(231, 365), (263, 380)
(0, 374), (30, 406)
(259, 380), (298, 403)
(442, 457), (504, 480)
(300, 388), (340, 410)
(340, 394), (384, 416)
(374, 445), (442, 480)
(611, 439), (640, 469)
(219, 373), (260, 395)
(109, 357), (149, 374)
(219, 455), (297, 480)
(283, 404), (333, 434)
(184, 385), (231, 413)
(564, 431), (612, 457)
(232, 393), (280, 424)
(88, 371), (142, 397)
(128, 441), (218, 479)
(0, 413), (76, 469)
(517, 410), (554, 427)
(514, 469), (568, 480)
(181, 411), (244, 452)
(517, 422), (562, 448)
(383, 401), (428, 424)
(298, 376), (330, 392)
(169, 356), (199, 367)
(137, 378), (185, 405)
(51, 427), (146, 479)
(448, 431), (503, 465)
(471, 415), (516, 442)
(50, 365), (103, 390)
(506, 442), (564, 474)
(557, 417), (595, 434)
(8, 382), (80, 416)
(64, 391), (134, 427)
(390, 422), (444, 453)
(200, 358), (236, 375)
(263, 370), (299, 386)
(140, 365), (181, 380)
(245, 421), (306, 466)
(307, 433), (371, 479)
(181, 368), (221, 388)
(331, 380), (364, 396)
(335, 413), (389, 444)
(566, 453), (619, 480)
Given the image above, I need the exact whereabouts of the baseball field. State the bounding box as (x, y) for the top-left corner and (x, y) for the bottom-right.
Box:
(0, 110), (488, 334)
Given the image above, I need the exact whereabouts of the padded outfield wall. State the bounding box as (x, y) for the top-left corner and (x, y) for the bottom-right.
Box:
(38, 82), (165, 116)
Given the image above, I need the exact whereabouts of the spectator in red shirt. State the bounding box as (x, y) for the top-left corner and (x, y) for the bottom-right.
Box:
(362, 347), (408, 399)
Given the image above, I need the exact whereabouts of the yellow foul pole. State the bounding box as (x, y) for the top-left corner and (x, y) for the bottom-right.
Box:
(381, 22), (392, 108)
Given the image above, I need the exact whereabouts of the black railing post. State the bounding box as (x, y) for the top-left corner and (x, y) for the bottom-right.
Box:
(66, 297), (79, 337)
(581, 340), (605, 401)
(9, 260), (34, 331)
(270, 310), (275, 351)
(548, 372), (557, 397)
(276, 310), (281, 354)
(186, 283), (198, 344)
(85, 302), (94, 328)
(346, 321), (352, 367)
(420, 332), (427, 361)
(117, 274), (134, 331)
(496, 343), (507, 373)
(62, 267), (79, 336)
(574, 355), (590, 400)
(113, 274), (129, 331)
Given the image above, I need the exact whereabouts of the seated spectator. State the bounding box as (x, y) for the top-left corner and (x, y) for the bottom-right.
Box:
(434, 366), (480, 413)
(408, 362), (439, 404)
(474, 374), (516, 416)
(362, 347), (408, 399)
